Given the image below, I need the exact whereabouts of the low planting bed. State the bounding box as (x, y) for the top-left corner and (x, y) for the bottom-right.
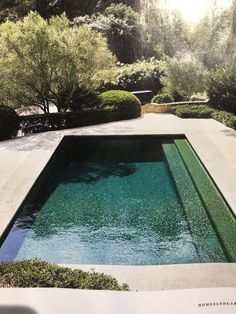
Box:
(169, 105), (236, 130)
(0, 259), (129, 290)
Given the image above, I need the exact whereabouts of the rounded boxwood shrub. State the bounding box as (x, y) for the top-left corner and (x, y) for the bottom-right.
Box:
(151, 93), (174, 104)
(0, 259), (129, 290)
(0, 105), (20, 140)
(99, 90), (141, 119)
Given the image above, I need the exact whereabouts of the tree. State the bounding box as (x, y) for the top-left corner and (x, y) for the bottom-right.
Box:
(161, 54), (207, 99)
(191, 0), (236, 68)
(0, 12), (116, 113)
(73, 3), (143, 63)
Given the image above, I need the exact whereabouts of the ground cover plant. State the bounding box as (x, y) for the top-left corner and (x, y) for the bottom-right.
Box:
(170, 105), (236, 130)
(0, 259), (129, 290)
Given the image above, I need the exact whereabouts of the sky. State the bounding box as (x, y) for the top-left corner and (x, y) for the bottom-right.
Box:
(164, 0), (231, 22)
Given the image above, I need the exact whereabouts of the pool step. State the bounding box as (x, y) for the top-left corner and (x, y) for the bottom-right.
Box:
(175, 139), (236, 262)
(162, 142), (226, 262)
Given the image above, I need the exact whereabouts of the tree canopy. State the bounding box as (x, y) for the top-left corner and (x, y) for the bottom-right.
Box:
(0, 12), (116, 112)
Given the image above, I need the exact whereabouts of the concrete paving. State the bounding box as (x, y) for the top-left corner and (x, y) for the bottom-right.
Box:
(0, 287), (235, 314)
(0, 113), (236, 290)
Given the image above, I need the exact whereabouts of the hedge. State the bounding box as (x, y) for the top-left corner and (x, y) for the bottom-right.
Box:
(0, 259), (129, 290)
(0, 105), (20, 140)
(20, 107), (139, 135)
(170, 105), (214, 118)
(170, 105), (236, 130)
(211, 110), (236, 130)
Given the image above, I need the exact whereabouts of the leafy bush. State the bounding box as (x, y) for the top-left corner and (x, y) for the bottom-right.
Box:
(0, 105), (20, 140)
(0, 259), (129, 290)
(211, 110), (236, 130)
(170, 104), (236, 130)
(161, 54), (207, 100)
(20, 103), (141, 135)
(152, 92), (174, 104)
(102, 59), (163, 94)
(0, 12), (115, 113)
(170, 105), (214, 118)
(207, 64), (236, 114)
(99, 90), (141, 119)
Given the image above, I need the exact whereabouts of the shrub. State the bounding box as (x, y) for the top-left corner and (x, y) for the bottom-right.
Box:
(102, 59), (163, 94)
(207, 64), (236, 114)
(0, 259), (129, 290)
(0, 13), (115, 113)
(152, 92), (174, 104)
(211, 110), (236, 130)
(0, 105), (20, 140)
(20, 105), (141, 135)
(99, 90), (141, 119)
(161, 54), (207, 100)
(170, 104), (236, 130)
(170, 105), (214, 118)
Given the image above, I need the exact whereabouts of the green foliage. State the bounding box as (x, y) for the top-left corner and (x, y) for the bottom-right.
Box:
(103, 59), (163, 94)
(175, 139), (236, 262)
(142, 7), (191, 58)
(73, 3), (141, 63)
(152, 92), (174, 104)
(0, 12), (116, 113)
(0, 259), (129, 290)
(170, 104), (236, 130)
(0, 105), (20, 140)
(161, 54), (207, 100)
(99, 90), (141, 119)
(104, 3), (138, 25)
(191, 1), (236, 68)
(211, 110), (236, 130)
(20, 106), (139, 135)
(170, 105), (214, 118)
(207, 64), (236, 114)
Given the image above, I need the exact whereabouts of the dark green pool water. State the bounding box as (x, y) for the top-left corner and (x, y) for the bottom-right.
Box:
(0, 137), (227, 264)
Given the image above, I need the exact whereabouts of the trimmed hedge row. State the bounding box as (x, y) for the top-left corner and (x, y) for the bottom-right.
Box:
(20, 110), (114, 135)
(211, 110), (236, 130)
(175, 139), (236, 262)
(20, 106), (140, 135)
(170, 105), (236, 130)
(0, 259), (129, 290)
(170, 105), (214, 118)
(0, 91), (141, 139)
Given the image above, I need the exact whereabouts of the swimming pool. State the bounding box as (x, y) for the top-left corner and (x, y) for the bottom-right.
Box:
(0, 135), (235, 264)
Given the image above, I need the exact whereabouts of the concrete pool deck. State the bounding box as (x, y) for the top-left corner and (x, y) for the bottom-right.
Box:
(0, 113), (236, 290)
